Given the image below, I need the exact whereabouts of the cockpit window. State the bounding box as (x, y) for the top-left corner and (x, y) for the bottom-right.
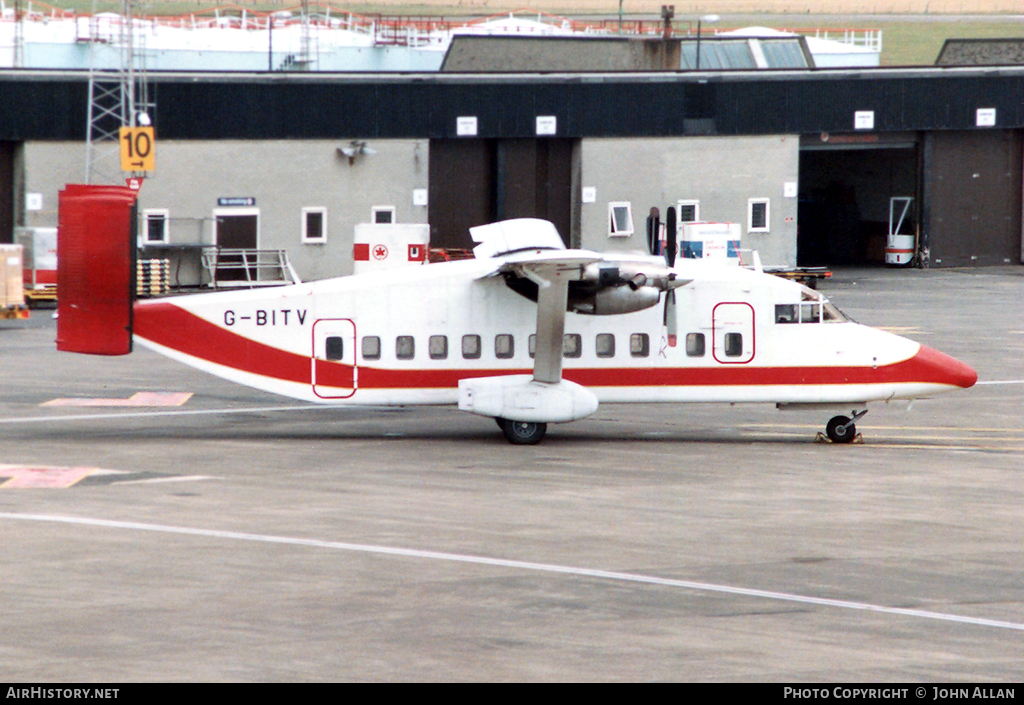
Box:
(800, 303), (821, 324)
(777, 286), (850, 324)
(822, 302), (848, 322)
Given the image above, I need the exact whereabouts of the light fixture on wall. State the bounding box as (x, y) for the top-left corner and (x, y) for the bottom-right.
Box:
(338, 140), (378, 166)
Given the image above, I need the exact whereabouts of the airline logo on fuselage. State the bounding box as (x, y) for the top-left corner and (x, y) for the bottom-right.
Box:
(223, 309), (308, 327)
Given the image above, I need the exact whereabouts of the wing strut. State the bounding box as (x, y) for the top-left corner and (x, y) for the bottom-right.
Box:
(519, 267), (569, 384)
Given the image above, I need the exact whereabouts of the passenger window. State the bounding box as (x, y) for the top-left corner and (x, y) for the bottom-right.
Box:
(724, 332), (743, 357)
(800, 303), (820, 324)
(563, 334), (582, 358)
(325, 336), (344, 361)
(686, 333), (705, 357)
(462, 334), (481, 360)
(495, 334), (514, 359)
(630, 333), (650, 357)
(596, 333), (615, 358)
(429, 335), (448, 360)
(528, 334), (537, 358)
(775, 304), (798, 324)
(361, 336), (381, 360)
(396, 335), (415, 360)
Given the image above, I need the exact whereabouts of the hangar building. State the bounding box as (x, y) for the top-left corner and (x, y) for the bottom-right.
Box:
(1, 65), (1022, 285)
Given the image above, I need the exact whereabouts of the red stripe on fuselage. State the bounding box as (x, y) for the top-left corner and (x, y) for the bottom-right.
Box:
(134, 301), (312, 384)
(132, 301), (976, 391)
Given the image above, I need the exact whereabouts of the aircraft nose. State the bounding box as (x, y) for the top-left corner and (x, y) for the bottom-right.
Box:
(913, 345), (978, 389)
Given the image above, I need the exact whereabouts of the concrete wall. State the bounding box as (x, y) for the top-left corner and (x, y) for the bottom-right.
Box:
(577, 135), (800, 268)
(22, 139), (430, 282)
(20, 134), (799, 283)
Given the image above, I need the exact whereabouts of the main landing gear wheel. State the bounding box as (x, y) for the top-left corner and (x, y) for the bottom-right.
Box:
(498, 418), (547, 445)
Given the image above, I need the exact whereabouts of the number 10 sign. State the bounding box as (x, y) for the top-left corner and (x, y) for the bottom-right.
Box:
(119, 126), (156, 173)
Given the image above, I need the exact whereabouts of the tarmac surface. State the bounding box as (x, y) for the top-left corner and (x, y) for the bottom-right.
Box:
(1, 266), (1022, 682)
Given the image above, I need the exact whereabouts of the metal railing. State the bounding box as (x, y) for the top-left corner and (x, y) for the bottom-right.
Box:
(201, 247), (301, 289)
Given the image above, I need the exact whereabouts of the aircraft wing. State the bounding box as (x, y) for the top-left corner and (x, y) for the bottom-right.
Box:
(497, 251), (602, 384)
(476, 245), (691, 386)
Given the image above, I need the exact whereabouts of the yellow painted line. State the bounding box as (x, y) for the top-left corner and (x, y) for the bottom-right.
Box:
(862, 444), (1024, 452)
(745, 433), (1024, 452)
(876, 326), (933, 335)
(747, 423), (1024, 435)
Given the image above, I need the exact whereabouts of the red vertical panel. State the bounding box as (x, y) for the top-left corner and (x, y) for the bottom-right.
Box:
(56, 185), (137, 355)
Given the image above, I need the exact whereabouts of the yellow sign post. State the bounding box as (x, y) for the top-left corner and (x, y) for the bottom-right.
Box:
(119, 126), (155, 172)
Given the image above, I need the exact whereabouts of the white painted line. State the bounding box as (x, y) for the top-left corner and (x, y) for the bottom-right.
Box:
(2, 512), (1022, 633)
(113, 475), (215, 485)
(975, 380), (1024, 385)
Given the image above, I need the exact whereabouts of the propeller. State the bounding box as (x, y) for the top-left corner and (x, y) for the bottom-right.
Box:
(663, 206), (678, 347)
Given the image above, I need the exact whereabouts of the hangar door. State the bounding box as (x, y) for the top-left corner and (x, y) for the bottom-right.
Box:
(798, 136), (919, 266)
(924, 130), (1022, 267)
(428, 139), (575, 250)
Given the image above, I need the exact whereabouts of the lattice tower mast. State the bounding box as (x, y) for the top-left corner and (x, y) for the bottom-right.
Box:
(13, 0), (24, 68)
(84, 0), (152, 184)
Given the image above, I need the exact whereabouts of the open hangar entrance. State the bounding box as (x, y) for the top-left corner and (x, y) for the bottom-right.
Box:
(798, 133), (919, 267)
(428, 138), (576, 251)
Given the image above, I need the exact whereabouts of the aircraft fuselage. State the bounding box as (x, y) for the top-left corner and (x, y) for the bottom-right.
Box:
(132, 257), (976, 412)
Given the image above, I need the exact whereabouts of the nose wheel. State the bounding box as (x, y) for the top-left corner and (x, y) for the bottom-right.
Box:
(497, 418), (547, 445)
(825, 410), (867, 444)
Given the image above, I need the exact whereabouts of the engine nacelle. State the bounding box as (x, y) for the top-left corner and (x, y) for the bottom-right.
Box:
(581, 261), (679, 291)
(570, 284), (661, 315)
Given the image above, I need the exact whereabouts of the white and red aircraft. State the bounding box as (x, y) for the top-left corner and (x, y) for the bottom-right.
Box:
(56, 191), (976, 445)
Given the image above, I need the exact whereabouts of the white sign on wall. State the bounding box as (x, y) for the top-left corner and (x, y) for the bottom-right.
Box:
(783, 182), (798, 198)
(25, 193), (43, 211)
(412, 188), (428, 206)
(456, 116), (478, 136)
(536, 116), (557, 136)
(581, 187), (596, 204)
(854, 111), (875, 130)
(976, 108), (997, 127)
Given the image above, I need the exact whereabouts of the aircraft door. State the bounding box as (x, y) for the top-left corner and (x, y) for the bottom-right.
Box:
(312, 318), (357, 399)
(712, 302), (755, 364)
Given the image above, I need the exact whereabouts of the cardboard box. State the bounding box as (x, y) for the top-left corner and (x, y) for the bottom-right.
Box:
(1, 244), (26, 309)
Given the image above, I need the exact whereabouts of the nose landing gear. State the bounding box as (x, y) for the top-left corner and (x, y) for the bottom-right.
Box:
(825, 410), (868, 444)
